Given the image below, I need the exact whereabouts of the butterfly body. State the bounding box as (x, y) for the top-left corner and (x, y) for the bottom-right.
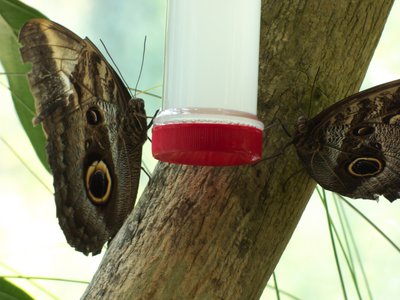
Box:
(294, 79), (400, 202)
(19, 19), (147, 255)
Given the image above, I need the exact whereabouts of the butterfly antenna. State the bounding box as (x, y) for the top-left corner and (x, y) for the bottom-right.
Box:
(141, 163), (152, 180)
(254, 139), (294, 165)
(277, 118), (292, 138)
(100, 39), (133, 98)
(307, 66), (321, 118)
(147, 109), (159, 129)
(134, 36), (147, 98)
(263, 105), (291, 138)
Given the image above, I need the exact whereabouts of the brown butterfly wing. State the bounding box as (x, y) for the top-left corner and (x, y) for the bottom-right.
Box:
(294, 79), (400, 202)
(19, 19), (147, 254)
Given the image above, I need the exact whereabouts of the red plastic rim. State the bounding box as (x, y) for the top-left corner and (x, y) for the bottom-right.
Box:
(152, 123), (263, 166)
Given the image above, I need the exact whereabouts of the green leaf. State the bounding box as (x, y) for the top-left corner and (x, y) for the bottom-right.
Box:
(0, 0), (49, 171)
(0, 278), (34, 300)
(0, 0), (46, 34)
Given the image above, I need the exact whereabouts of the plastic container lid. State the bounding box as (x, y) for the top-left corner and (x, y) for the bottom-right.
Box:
(152, 122), (263, 166)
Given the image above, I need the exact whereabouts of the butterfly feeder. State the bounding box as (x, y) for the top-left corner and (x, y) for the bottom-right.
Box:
(152, 0), (264, 166)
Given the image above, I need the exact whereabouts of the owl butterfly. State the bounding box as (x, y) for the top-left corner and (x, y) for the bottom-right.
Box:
(293, 79), (400, 202)
(19, 18), (148, 255)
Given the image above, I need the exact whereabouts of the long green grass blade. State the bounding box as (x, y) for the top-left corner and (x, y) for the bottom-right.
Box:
(340, 195), (400, 253)
(318, 188), (348, 300)
(334, 195), (373, 300)
(1, 275), (89, 285)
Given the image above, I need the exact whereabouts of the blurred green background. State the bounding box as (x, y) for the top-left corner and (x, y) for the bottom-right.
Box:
(0, 0), (399, 299)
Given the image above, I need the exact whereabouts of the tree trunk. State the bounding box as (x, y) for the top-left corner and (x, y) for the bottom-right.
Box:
(83, 1), (394, 299)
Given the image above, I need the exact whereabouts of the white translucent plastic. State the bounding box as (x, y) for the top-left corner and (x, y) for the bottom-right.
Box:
(153, 107), (264, 130)
(163, 0), (261, 114)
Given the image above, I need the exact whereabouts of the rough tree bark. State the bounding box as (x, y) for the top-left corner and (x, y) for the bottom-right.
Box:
(83, 1), (394, 299)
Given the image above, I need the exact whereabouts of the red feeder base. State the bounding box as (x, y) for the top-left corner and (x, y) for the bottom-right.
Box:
(152, 123), (263, 166)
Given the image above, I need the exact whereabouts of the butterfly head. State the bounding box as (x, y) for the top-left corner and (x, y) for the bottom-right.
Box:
(294, 115), (308, 134)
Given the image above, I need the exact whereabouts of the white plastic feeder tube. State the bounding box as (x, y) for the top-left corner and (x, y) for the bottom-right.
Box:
(152, 0), (264, 166)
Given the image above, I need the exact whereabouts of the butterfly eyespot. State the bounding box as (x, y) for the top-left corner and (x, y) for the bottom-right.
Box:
(353, 126), (374, 136)
(86, 107), (102, 125)
(85, 160), (112, 205)
(348, 157), (383, 177)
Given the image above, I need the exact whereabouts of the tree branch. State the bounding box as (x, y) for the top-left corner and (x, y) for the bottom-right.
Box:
(83, 0), (394, 299)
